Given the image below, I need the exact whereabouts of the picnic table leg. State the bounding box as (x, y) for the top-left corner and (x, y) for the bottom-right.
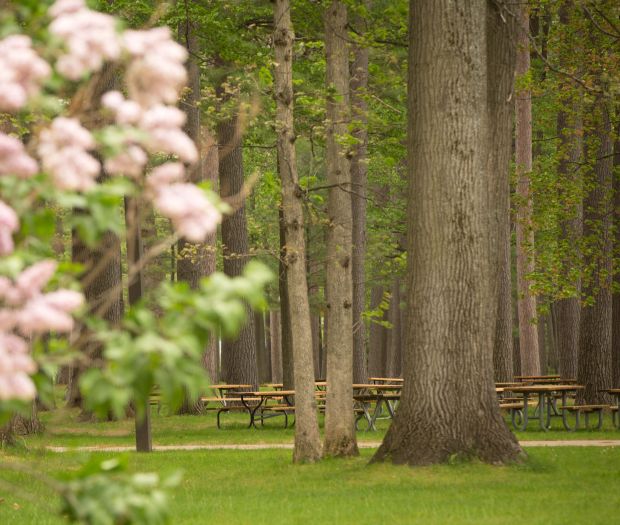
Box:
(368, 397), (386, 431)
(511, 393), (529, 431)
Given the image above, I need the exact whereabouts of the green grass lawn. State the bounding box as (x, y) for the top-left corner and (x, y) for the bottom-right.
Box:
(18, 402), (620, 450)
(1, 446), (619, 524)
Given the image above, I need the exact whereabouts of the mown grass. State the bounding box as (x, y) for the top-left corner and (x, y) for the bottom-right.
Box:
(1, 446), (620, 524)
(18, 401), (620, 450)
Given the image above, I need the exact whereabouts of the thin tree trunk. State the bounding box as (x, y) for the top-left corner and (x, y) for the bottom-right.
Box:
(386, 280), (402, 378)
(176, 15), (206, 414)
(125, 196), (151, 452)
(255, 312), (270, 384)
(514, 1), (540, 376)
(367, 285), (385, 377)
(270, 310), (283, 383)
(488, 0), (517, 382)
(350, 3), (369, 384)
(218, 118), (258, 388)
(373, 0), (523, 466)
(323, 0), (358, 458)
(273, 0), (322, 462)
(278, 206), (294, 389)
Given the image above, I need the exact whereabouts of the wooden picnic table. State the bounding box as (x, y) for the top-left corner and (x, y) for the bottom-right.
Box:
(515, 375), (560, 381)
(368, 377), (404, 384)
(502, 384), (584, 431)
(235, 390), (295, 429)
(353, 383), (402, 391)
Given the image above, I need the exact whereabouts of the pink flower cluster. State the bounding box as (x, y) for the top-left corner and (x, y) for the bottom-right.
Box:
(0, 260), (84, 401)
(0, 201), (19, 256)
(0, 35), (51, 112)
(0, 133), (38, 178)
(148, 163), (221, 241)
(0, 332), (36, 401)
(123, 28), (188, 108)
(37, 117), (100, 191)
(49, 0), (120, 80)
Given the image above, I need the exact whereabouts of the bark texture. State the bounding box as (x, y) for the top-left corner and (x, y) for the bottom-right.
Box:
(487, 0), (516, 382)
(552, 3), (582, 382)
(350, 5), (370, 384)
(577, 102), (613, 404)
(514, 1), (540, 376)
(218, 118), (258, 389)
(613, 123), (620, 388)
(270, 310), (283, 383)
(323, 0), (358, 458)
(372, 0), (523, 466)
(368, 285), (387, 377)
(273, 0), (322, 462)
(278, 207), (295, 389)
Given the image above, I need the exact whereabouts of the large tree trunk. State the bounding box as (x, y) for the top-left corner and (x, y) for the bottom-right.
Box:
(577, 101), (613, 405)
(218, 118), (258, 389)
(273, 0), (322, 462)
(323, 0), (358, 458)
(514, 1), (540, 376)
(488, 0), (517, 383)
(613, 120), (620, 388)
(373, 0), (523, 466)
(350, 4), (369, 385)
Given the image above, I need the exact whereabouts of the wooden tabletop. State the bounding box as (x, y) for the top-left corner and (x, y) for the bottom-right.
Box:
(605, 389), (620, 394)
(250, 390), (295, 397)
(503, 384), (584, 393)
(210, 384), (252, 390)
(515, 375), (560, 380)
(353, 384), (402, 390)
(368, 377), (404, 382)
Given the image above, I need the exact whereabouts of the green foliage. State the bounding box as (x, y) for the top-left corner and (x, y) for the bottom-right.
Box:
(80, 262), (272, 420)
(59, 456), (178, 525)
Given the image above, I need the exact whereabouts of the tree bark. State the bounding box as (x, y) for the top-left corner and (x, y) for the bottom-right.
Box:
(368, 285), (386, 377)
(323, 0), (358, 458)
(577, 101), (613, 405)
(273, 0), (322, 462)
(350, 3), (370, 385)
(514, 1), (540, 376)
(218, 117), (258, 389)
(270, 310), (283, 383)
(278, 206), (294, 389)
(487, 0), (517, 382)
(255, 311), (270, 384)
(385, 279), (402, 378)
(613, 120), (620, 388)
(372, 0), (523, 466)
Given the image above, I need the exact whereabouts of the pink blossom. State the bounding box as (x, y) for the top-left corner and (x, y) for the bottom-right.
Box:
(0, 35), (51, 112)
(104, 145), (147, 177)
(38, 117), (100, 191)
(15, 260), (57, 300)
(41, 290), (84, 312)
(147, 162), (185, 190)
(17, 296), (76, 334)
(123, 28), (188, 107)
(0, 200), (18, 255)
(0, 332), (37, 400)
(101, 90), (143, 125)
(0, 310), (16, 332)
(50, 1), (120, 80)
(152, 183), (221, 241)
(0, 133), (38, 178)
(140, 106), (197, 163)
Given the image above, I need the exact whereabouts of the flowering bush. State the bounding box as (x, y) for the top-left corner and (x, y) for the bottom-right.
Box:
(0, 1), (270, 523)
